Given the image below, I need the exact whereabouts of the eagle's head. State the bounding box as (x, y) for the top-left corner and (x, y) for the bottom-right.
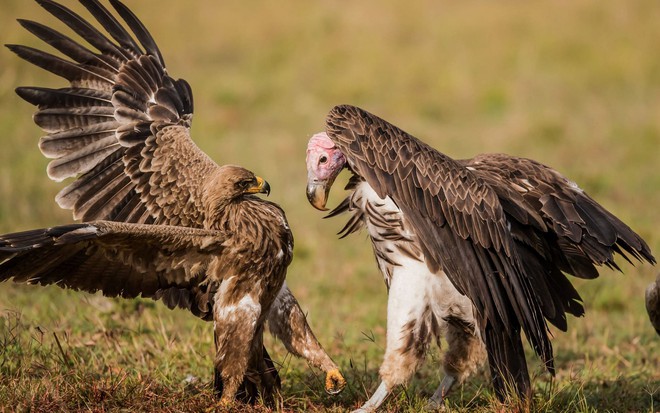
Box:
(305, 132), (346, 211)
(205, 165), (271, 209)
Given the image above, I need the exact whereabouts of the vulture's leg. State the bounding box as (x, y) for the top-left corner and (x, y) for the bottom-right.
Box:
(213, 291), (263, 405)
(427, 317), (485, 409)
(354, 259), (436, 413)
(267, 283), (346, 394)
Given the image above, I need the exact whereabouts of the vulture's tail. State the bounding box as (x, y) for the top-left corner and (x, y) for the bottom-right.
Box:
(483, 323), (532, 404)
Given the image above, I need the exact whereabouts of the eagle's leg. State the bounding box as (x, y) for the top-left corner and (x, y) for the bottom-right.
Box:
(427, 317), (485, 409)
(354, 261), (437, 413)
(236, 327), (281, 406)
(267, 283), (345, 394)
(213, 292), (263, 405)
(213, 330), (224, 397)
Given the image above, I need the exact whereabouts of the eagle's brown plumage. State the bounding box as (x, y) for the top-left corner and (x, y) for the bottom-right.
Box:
(1, 0), (345, 405)
(306, 104), (655, 410)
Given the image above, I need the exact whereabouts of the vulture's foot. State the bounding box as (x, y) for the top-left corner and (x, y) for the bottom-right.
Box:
(351, 381), (389, 413)
(425, 375), (455, 411)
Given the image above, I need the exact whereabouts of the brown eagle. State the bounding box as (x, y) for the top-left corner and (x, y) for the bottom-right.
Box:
(0, 0), (345, 405)
(306, 105), (655, 411)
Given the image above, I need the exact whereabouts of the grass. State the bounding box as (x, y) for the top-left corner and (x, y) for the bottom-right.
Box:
(0, 0), (658, 411)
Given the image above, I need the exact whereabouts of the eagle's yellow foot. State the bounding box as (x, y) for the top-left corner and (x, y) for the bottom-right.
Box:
(325, 368), (346, 395)
(205, 398), (233, 413)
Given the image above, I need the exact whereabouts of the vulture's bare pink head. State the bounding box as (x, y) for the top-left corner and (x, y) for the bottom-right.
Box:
(306, 132), (346, 211)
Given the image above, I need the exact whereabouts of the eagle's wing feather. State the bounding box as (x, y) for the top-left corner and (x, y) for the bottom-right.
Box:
(7, 0), (213, 227)
(0, 221), (226, 318)
(325, 105), (553, 395)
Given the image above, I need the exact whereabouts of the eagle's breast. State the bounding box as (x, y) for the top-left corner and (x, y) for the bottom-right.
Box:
(209, 197), (293, 308)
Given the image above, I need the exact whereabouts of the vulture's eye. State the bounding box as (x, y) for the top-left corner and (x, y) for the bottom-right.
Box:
(319, 155), (328, 164)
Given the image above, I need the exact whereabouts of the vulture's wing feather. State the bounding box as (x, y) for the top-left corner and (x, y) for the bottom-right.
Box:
(325, 105), (554, 393)
(464, 154), (656, 272)
(7, 0), (213, 227)
(459, 154), (656, 331)
(0, 221), (226, 319)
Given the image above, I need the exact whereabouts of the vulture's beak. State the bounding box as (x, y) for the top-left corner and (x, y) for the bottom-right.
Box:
(247, 176), (271, 196)
(306, 180), (330, 211)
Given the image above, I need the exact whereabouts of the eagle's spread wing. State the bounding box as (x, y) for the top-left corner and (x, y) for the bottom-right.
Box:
(7, 0), (215, 226)
(0, 221), (226, 319)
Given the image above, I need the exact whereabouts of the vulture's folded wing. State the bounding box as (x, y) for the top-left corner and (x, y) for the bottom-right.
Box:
(325, 104), (554, 372)
(0, 221), (227, 319)
(6, 0), (217, 227)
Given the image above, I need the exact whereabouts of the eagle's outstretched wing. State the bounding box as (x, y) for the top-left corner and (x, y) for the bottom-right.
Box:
(0, 221), (226, 318)
(324, 104), (655, 398)
(4, 1), (347, 401)
(7, 0), (214, 226)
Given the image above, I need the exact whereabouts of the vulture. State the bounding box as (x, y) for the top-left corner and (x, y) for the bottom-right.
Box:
(305, 104), (655, 411)
(0, 0), (346, 405)
(646, 274), (660, 335)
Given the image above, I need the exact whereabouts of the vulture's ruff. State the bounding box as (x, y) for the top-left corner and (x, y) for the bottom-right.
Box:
(1, 0), (345, 405)
(306, 104), (655, 412)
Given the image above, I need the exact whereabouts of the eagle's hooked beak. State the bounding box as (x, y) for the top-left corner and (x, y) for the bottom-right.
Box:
(306, 180), (330, 211)
(247, 176), (271, 196)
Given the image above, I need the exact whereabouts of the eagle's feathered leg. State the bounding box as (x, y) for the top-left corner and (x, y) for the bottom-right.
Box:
(213, 291), (263, 405)
(237, 326), (281, 406)
(267, 283), (346, 394)
(213, 331), (223, 397)
(213, 332), (281, 406)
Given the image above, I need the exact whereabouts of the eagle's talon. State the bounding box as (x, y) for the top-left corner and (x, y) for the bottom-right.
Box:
(325, 368), (346, 395)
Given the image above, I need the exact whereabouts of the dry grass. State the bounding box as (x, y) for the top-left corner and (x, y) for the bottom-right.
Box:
(0, 0), (658, 411)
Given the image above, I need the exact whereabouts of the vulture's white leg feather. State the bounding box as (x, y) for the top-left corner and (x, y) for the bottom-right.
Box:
(353, 182), (483, 410)
(380, 255), (438, 385)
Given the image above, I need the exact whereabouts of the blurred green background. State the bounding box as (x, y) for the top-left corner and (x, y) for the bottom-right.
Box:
(0, 0), (658, 411)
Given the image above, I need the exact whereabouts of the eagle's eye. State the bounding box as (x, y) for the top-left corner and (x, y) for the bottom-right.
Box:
(319, 155), (328, 164)
(236, 179), (252, 190)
